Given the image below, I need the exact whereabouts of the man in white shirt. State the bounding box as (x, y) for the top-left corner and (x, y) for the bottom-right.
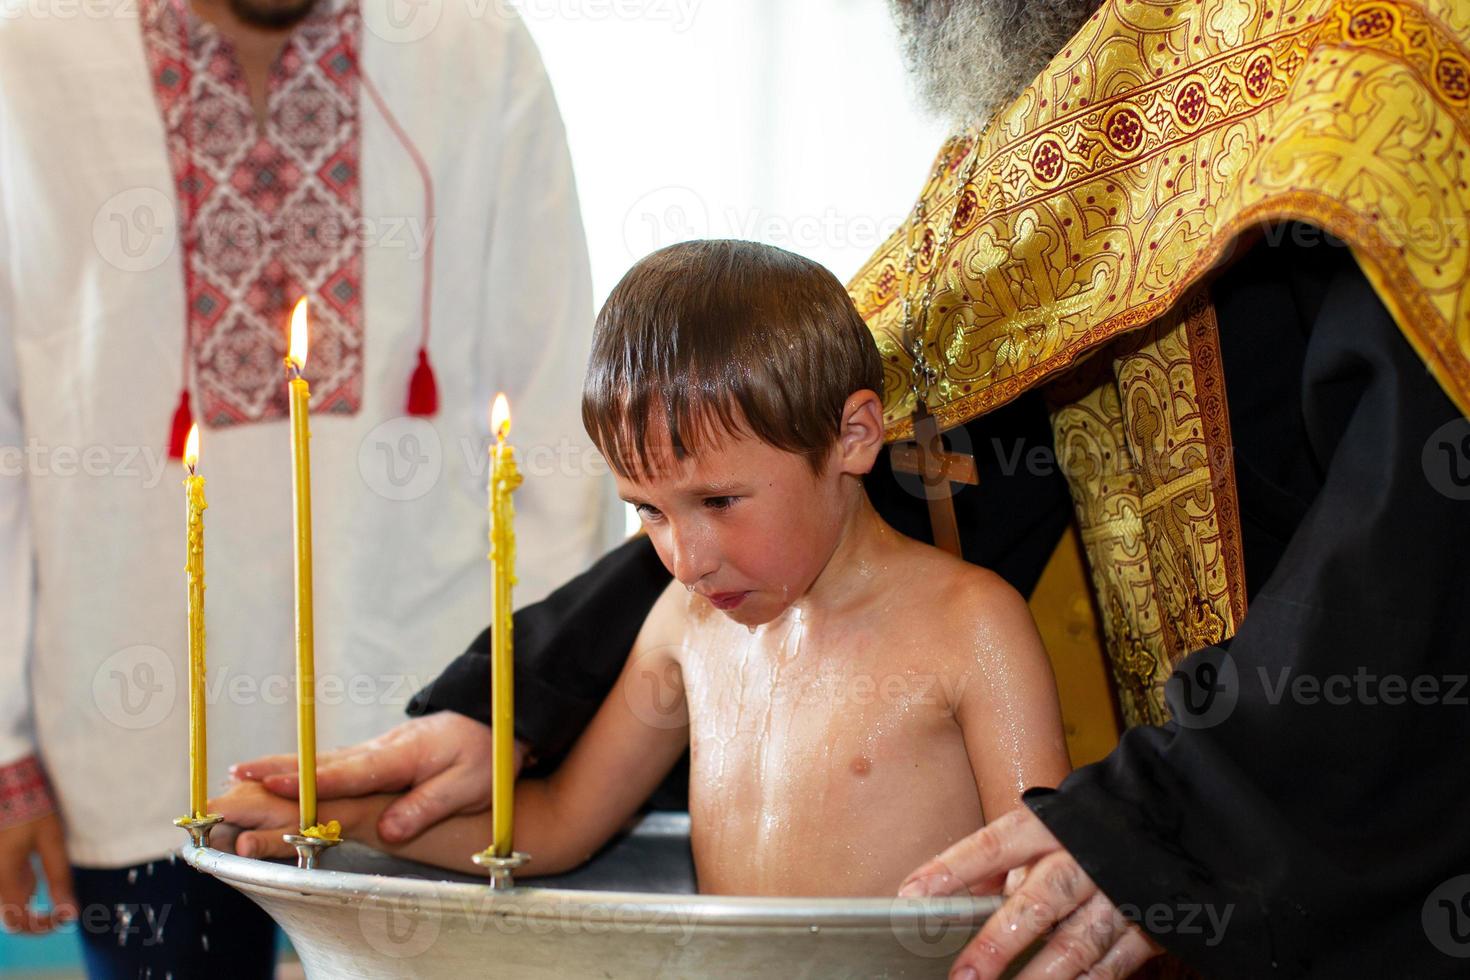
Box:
(0, 0), (614, 974)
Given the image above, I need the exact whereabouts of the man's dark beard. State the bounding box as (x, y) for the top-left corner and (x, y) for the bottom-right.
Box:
(225, 0), (319, 30)
(889, 0), (1101, 129)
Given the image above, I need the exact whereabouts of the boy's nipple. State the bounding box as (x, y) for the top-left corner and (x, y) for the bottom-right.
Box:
(849, 755), (873, 777)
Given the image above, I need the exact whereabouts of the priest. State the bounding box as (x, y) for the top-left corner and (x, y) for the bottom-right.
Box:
(239, 0), (1470, 975)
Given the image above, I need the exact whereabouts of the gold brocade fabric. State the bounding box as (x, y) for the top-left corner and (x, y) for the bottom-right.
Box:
(848, 0), (1470, 727)
(851, 0), (1470, 440)
(1047, 292), (1246, 726)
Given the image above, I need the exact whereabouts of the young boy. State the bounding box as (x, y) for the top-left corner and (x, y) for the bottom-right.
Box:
(216, 240), (1070, 895)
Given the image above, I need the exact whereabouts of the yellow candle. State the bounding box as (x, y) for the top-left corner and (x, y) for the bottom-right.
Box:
(285, 297), (324, 835)
(183, 425), (208, 819)
(489, 393), (522, 857)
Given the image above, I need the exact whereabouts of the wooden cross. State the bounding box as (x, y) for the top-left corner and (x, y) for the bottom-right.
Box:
(889, 404), (979, 557)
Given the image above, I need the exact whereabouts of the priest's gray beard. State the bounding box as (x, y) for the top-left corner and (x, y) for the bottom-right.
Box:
(889, 0), (1101, 129)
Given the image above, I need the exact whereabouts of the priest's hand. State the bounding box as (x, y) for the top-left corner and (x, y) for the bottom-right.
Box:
(0, 811), (76, 934)
(897, 807), (1162, 979)
(229, 712), (527, 844)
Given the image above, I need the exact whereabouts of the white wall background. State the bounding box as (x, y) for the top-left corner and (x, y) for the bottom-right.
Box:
(515, 0), (948, 532)
(516, 0), (949, 306)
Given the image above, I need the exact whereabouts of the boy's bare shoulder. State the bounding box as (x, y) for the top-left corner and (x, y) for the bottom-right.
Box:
(889, 536), (1039, 655)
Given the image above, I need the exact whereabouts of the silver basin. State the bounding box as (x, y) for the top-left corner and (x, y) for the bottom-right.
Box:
(183, 812), (1006, 978)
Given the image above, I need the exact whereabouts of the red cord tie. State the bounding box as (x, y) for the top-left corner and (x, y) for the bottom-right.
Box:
(406, 346), (439, 417)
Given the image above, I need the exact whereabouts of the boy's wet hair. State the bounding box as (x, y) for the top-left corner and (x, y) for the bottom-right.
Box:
(582, 240), (884, 480)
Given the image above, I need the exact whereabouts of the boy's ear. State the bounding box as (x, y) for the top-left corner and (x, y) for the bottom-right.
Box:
(836, 390), (885, 476)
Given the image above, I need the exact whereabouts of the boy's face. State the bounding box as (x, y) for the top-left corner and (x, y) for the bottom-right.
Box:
(615, 395), (882, 627)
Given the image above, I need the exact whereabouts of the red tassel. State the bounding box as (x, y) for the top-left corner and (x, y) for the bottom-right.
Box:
(406, 346), (439, 417)
(167, 388), (194, 461)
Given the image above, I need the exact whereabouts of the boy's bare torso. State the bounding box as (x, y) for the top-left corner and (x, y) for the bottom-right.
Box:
(651, 539), (1011, 896)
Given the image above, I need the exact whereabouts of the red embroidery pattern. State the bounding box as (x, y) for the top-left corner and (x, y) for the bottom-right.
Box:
(1103, 106), (1145, 153)
(1031, 137), (1066, 184)
(0, 756), (53, 830)
(141, 0), (364, 424)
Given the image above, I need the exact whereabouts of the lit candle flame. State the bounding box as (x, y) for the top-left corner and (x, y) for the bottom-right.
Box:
(491, 393), (511, 443)
(287, 297), (310, 371)
(183, 423), (200, 472)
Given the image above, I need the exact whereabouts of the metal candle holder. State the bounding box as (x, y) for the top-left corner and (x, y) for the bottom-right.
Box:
(472, 848), (531, 891)
(282, 833), (341, 871)
(174, 813), (224, 849)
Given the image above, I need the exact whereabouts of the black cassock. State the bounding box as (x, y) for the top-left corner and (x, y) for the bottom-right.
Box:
(409, 231), (1470, 977)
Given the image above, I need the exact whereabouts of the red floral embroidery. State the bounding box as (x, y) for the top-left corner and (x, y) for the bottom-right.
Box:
(0, 756), (54, 830)
(140, 0), (364, 425)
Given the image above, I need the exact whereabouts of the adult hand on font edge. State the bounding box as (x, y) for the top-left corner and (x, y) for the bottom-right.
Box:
(898, 806), (1163, 980)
